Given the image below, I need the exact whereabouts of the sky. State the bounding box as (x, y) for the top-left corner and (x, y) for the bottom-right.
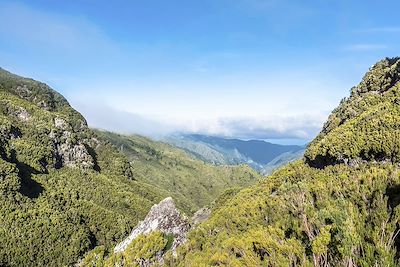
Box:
(1, 0), (400, 144)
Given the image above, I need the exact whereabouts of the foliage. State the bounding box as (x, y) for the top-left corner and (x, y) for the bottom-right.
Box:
(165, 58), (400, 266)
(171, 162), (400, 266)
(0, 69), (162, 266)
(81, 231), (171, 267)
(306, 58), (400, 167)
(3, 55), (400, 267)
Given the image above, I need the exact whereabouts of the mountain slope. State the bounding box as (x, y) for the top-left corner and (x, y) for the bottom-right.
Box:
(305, 58), (400, 167)
(0, 68), (261, 266)
(166, 134), (305, 172)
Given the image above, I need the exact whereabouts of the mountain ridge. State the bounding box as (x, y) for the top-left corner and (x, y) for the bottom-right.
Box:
(166, 133), (305, 173)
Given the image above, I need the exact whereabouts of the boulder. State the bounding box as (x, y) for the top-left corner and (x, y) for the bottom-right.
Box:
(114, 197), (190, 255)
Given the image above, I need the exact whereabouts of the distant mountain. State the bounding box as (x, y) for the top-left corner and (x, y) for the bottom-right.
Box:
(165, 134), (305, 173)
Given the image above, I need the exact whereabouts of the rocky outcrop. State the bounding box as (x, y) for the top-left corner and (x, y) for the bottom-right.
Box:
(51, 117), (94, 169)
(56, 143), (94, 169)
(15, 106), (30, 122)
(111, 198), (216, 267)
(114, 197), (190, 255)
(54, 117), (67, 129)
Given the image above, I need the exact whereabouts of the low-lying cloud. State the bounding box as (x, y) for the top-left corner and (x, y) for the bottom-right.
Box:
(198, 116), (325, 140)
(72, 101), (326, 142)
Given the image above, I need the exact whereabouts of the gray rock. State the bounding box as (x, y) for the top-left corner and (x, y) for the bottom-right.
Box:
(37, 100), (50, 110)
(56, 142), (94, 169)
(15, 107), (30, 122)
(54, 117), (68, 129)
(114, 197), (190, 257)
(15, 85), (32, 99)
(50, 117), (94, 169)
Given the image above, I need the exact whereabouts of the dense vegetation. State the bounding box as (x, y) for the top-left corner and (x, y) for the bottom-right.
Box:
(0, 68), (260, 266)
(0, 68), (166, 266)
(305, 58), (400, 167)
(96, 58), (400, 266)
(171, 162), (400, 266)
(81, 231), (171, 267)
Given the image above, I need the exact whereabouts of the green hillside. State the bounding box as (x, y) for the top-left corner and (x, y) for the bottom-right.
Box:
(0, 68), (261, 266)
(0, 67), (169, 266)
(305, 58), (400, 168)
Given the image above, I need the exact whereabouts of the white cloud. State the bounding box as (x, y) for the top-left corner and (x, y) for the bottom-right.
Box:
(172, 114), (326, 140)
(72, 101), (175, 138)
(72, 98), (326, 141)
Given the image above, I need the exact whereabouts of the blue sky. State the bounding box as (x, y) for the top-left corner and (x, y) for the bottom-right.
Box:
(1, 0), (399, 143)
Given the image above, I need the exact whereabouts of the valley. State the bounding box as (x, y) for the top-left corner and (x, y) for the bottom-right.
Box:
(165, 134), (305, 174)
(1, 1), (399, 266)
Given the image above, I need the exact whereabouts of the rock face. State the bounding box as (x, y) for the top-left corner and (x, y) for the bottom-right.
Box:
(114, 197), (190, 255)
(52, 117), (94, 169)
(0, 68), (97, 171)
(57, 143), (94, 169)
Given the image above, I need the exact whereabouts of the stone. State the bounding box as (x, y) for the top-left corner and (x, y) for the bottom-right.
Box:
(54, 117), (68, 129)
(114, 197), (190, 256)
(15, 107), (30, 122)
(57, 142), (94, 169)
(15, 85), (32, 99)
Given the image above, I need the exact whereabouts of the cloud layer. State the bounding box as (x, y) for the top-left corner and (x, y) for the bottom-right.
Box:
(73, 100), (326, 141)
